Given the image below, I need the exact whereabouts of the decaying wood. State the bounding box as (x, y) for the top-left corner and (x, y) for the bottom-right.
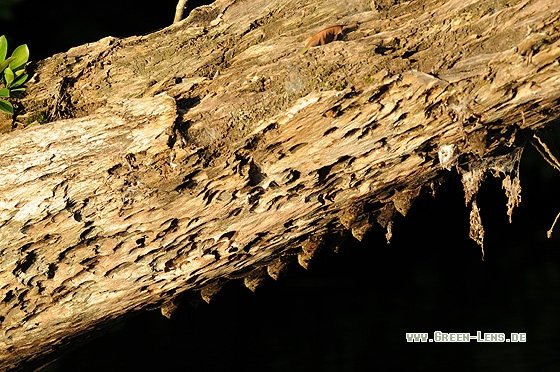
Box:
(1, 0), (560, 369)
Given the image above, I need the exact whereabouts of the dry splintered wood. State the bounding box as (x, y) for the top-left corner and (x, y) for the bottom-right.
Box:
(1, 0), (560, 370)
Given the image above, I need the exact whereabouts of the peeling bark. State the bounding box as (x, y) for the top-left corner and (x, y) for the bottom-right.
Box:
(1, 0), (560, 369)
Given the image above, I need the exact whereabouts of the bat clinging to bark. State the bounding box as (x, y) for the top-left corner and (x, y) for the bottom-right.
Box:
(301, 25), (344, 54)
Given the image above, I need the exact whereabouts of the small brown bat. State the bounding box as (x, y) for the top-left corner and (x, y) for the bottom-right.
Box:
(301, 25), (344, 54)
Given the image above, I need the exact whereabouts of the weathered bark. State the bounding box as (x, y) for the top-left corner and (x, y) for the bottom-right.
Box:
(1, 0), (559, 369)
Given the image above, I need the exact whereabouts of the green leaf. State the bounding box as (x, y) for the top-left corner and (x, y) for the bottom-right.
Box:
(10, 87), (26, 97)
(9, 44), (29, 72)
(9, 73), (27, 88)
(0, 99), (13, 115)
(0, 88), (9, 97)
(4, 66), (14, 87)
(0, 35), (7, 62)
(0, 56), (15, 74)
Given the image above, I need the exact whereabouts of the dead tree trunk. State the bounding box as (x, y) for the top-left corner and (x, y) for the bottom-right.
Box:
(1, 0), (560, 369)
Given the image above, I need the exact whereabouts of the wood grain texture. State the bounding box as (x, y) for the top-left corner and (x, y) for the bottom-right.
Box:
(1, 0), (560, 369)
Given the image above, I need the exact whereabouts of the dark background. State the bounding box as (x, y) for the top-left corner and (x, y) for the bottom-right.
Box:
(1, 0), (214, 61)
(3, 1), (560, 371)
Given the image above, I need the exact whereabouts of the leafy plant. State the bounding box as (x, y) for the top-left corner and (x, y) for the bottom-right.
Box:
(0, 35), (29, 115)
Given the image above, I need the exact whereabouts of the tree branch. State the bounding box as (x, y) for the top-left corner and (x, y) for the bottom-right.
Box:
(174, 0), (189, 23)
(1, 0), (560, 369)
